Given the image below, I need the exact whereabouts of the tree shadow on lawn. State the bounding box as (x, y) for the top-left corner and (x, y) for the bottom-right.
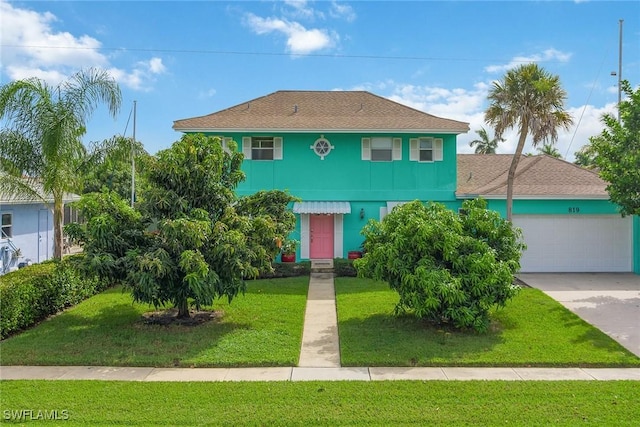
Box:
(0, 293), (273, 368)
(338, 312), (509, 367)
(548, 303), (638, 355)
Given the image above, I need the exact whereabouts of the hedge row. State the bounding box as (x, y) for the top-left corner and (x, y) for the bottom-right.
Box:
(0, 256), (109, 339)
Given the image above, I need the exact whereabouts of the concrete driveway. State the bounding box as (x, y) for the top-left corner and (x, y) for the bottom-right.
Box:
(518, 273), (640, 358)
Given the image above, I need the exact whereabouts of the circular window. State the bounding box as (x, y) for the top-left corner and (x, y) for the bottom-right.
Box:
(311, 136), (334, 160)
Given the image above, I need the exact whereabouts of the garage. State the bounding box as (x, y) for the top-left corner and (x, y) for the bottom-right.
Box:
(513, 215), (633, 272)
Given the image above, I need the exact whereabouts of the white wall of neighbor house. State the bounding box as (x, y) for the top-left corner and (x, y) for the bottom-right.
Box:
(513, 215), (633, 273)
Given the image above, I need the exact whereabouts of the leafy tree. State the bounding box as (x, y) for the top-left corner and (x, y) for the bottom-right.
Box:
(537, 143), (562, 158)
(469, 127), (503, 154)
(70, 134), (296, 318)
(80, 135), (152, 201)
(590, 80), (640, 216)
(485, 63), (573, 221)
(0, 68), (121, 259)
(354, 199), (524, 333)
(574, 142), (598, 169)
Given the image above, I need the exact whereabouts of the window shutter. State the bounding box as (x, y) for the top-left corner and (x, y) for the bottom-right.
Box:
(274, 137), (283, 160)
(409, 138), (419, 161)
(242, 137), (252, 159)
(434, 138), (443, 161)
(361, 138), (371, 160)
(222, 137), (232, 153)
(392, 138), (402, 160)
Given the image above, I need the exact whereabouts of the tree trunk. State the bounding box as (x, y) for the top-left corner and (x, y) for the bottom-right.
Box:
(176, 298), (190, 319)
(53, 195), (64, 260)
(506, 124), (529, 222)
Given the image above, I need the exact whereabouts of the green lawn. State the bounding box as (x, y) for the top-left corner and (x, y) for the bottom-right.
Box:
(0, 277), (308, 367)
(335, 277), (640, 367)
(1, 380), (638, 426)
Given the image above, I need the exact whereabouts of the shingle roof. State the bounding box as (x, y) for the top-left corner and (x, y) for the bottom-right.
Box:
(456, 154), (609, 198)
(173, 90), (469, 133)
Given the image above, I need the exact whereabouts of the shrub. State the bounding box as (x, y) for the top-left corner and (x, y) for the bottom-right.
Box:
(354, 199), (525, 333)
(256, 261), (311, 279)
(334, 258), (357, 277)
(0, 256), (108, 339)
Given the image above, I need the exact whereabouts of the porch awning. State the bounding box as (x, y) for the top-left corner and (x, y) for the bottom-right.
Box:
(292, 201), (351, 214)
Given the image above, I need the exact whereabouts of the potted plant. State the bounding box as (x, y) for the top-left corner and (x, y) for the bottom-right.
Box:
(280, 239), (299, 263)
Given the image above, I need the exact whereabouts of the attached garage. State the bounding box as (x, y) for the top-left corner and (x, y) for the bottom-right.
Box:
(513, 215), (633, 272)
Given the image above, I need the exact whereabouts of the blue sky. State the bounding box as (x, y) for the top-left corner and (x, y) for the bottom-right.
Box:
(1, 1), (638, 161)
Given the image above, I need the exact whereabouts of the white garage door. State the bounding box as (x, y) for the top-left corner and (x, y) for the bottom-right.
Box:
(513, 215), (632, 272)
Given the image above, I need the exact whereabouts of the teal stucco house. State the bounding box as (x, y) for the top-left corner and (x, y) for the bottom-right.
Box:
(174, 90), (639, 274)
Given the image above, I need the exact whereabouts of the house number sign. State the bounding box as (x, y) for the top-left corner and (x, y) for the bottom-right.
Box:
(568, 207), (580, 213)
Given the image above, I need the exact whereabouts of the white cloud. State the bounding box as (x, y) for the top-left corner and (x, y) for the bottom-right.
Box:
(244, 13), (336, 54)
(330, 1), (356, 22)
(0, 0), (165, 90)
(485, 48), (572, 74)
(348, 78), (608, 161)
(283, 0), (318, 20)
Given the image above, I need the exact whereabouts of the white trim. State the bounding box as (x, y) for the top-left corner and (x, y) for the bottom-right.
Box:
(392, 138), (402, 160)
(334, 214), (343, 258)
(242, 137), (252, 159)
(455, 194), (611, 200)
(434, 138), (443, 161)
(274, 137), (283, 160)
(300, 214), (310, 259)
(361, 137), (371, 160)
(175, 127), (468, 135)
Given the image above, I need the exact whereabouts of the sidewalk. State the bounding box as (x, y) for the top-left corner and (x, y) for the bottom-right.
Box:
(2, 272), (639, 382)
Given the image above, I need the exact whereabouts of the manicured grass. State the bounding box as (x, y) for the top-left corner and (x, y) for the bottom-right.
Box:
(336, 278), (640, 367)
(0, 277), (308, 367)
(1, 380), (638, 425)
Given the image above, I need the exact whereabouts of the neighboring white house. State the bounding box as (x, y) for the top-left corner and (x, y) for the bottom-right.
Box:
(0, 191), (80, 274)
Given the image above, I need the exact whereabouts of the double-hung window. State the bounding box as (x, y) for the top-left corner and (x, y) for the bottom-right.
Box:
(410, 137), (444, 162)
(361, 137), (402, 161)
(1, 213), (12, 239)
(242, 136), (283, 160)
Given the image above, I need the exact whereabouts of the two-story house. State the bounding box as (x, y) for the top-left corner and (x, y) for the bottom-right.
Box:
(174, 90), (639, 274)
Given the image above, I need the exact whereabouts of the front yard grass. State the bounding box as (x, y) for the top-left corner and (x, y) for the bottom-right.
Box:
(0, 277), (308, 367)
(335, 277), (640, 367)
(2, 380), (638, 425)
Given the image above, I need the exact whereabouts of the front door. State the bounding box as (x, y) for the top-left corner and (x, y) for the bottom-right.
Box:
(310, 214), (334, 259)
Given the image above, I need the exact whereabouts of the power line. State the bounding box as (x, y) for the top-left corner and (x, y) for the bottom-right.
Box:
(0, 44), (573, 65)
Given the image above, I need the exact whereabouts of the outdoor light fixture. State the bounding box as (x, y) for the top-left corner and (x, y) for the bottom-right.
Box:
(360, 208), (365, 220)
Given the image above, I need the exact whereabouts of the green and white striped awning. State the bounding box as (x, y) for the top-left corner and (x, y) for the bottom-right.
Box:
(292, 201), (351, 214)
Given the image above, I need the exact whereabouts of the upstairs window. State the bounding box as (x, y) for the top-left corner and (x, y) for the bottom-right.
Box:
(410, 137), (443, 162)
(361, 137), (402, 161)
(242, 136), (283, 160)
(1, 213), (12, 239)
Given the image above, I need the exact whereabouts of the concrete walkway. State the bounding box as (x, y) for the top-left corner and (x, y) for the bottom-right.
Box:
(2, 272), (639, 382)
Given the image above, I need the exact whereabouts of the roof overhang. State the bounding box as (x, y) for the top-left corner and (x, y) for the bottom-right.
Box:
(293, 201), (351, 214)
(455, 193), (611, 200)
(174, 127), (468, 135)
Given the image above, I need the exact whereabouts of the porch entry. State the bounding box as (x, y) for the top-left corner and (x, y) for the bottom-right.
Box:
(310, 214), (334, 259)
(292, 201), (350, 260)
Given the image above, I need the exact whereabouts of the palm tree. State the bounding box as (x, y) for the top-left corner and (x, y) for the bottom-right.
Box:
(0, 68), (121, 259)
(469, 127), (503, 154)
(538, 143), (562, 158)
(485, 63), (573, 221)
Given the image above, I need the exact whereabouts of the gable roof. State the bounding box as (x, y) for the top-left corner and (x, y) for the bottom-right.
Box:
(456, 154), (609, 199)
(173, 90), (469, 134)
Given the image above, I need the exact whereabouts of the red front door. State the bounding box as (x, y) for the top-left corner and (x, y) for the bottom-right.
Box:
(310, 214), (334, 259)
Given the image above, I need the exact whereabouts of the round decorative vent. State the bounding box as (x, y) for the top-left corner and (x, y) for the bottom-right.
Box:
(311, 136), (334, 160)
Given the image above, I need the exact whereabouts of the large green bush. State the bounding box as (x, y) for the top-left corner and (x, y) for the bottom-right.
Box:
(354, 199), (525, 333)
(0, 256), (107, 339)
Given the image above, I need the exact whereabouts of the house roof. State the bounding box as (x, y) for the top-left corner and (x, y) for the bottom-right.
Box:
(0, 178), (80, 205)
(456, 154), (609, 199)
(173, 90), (469, 134)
